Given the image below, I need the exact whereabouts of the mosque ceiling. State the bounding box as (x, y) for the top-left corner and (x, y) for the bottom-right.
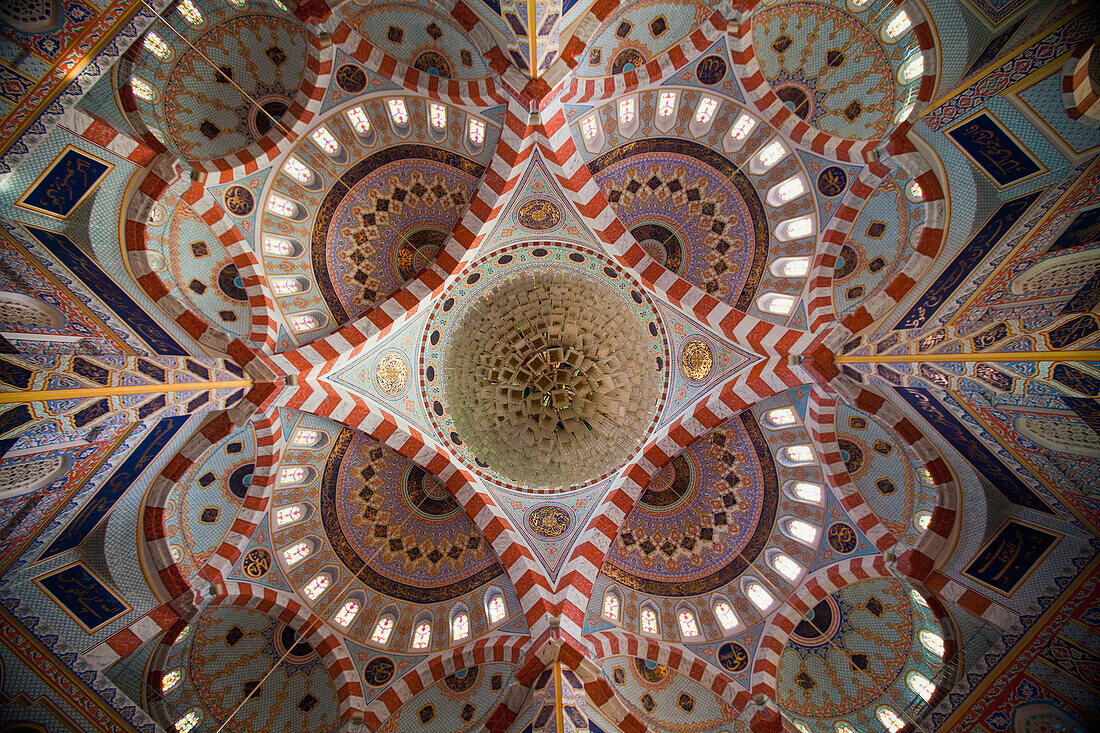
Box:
(0, 1), (1098, 733)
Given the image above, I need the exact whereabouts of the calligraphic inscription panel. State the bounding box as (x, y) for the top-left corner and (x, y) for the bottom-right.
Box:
(946, 112), (1043, 187)
(17, 146), (113, 219)
(34, 562), (130, 633)
(963, 520), (1060, 596)
(1049, 206), (1100, 253)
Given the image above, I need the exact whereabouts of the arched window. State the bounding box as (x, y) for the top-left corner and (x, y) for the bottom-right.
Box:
(729, 113), (756, 140)
(786, 519), (819, 546)
(835, 723), (857, 733)
(640, 607), (659, 634)
(907, 671), (936, 702)
(266, 193), (297, 218)
(777, 216), (815, 241)
(768, 176), (806, 205)
(917, 467), (935, 485)
(919, 629), (944, 657)
(412, 622), (432, 649)
(346, 106), (371, 134)
(755, 140), (788, 171)
(899, 53), (924, 83)
(745, 582), (774, 611)
(657, 91), (678, 118)
(772, 553), (803, 581)
(876, 705), (905, 732)
(131, 76), (156, 102)
(263, 236), (299, 257)
(174, 624), (191, 645)
(603, 591), (621, 621)
(618, 97), (635, 125)
(271, 277), (307, 295)
(907, 180), (924, 201)
(291, 429), (324, 448)
(176, 0), (204, 25)
(694, 96), (719, 124)
(883, 10), (911, 41)
(279, 466), (314, 486)
(771, 256), (811, 278)
(763, 407), (797, 428)
(290, 313), (323, 332)
(452, 612), (469, 641)
(713, 601), (739, 630)
(580, 114), (600, 140)
(371, 615), (395, 645)
(311, 126), (340, 155)
(794, 723), (813, 733)
(913, 510), (932, 531)
(428, 102), (447, 129)
(910, 589), (930, 607)
(487, 595), (507, 624)
(174, 709), (202, 733)
(387, 99), (409, 125)
(677, 610), (699, 638)
(275, 504), (305, 526)
(758, 293), (796, 316)
(143, 32), (171, 60)
(786, 481), (823, 505)
(161, 668), (182, 693)
(0, 455), (69, 500)
(468, 118), (486, 144)
(0, 292), (65, 328)
(334, 600), (359, 627)
(282, 156), (312, 185)
(302, 574), (330, 600)
(282, 541), (311, 566)
(895, 101), (915, 124)
(781, 445), (815, 465)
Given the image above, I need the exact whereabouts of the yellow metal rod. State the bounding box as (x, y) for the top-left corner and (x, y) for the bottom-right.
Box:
(527, 0), (538, 79)
(554, 659), (565, 733)
(0, 379), (253, 403)
(834, 350), (1100, 364)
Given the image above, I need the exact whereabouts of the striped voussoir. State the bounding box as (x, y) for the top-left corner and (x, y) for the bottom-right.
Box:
(750, 554), (889, 699)
(1063, 42), (1100, 127)
(362, 634), (530, 731)
(189, 33), (333, 184)
(331, 20), (507, 107)
(215, 581), (366, 725)
(923, 569), (1018, 629)
(83, 597), (192, 669)
(58, 107), (156, 167)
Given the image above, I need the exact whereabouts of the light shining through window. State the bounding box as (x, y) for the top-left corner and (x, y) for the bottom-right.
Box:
(334, 600), (359, 627)
(264, 236), (293, 256)
(782, 258), (810, 277)
(641, 608), (658, 634)
(469, 118), (485, 144)
(914, 510), (932, 531)
(908, 671), (936, 702)
(291, 314), (318, 332)
(773, 554), (802, 581)
(581, 114), (599, 140)
(452, 613), (469, 641)
(714, 602), (738, 630)
(174, 624), (191, 645)
(765, 407), (797, 427)
(793, 482), (822, 504)
(282, 156), (312, 184)
(618, 97), (635, 125)
(283, 541), (310, 565)
(177, 0), (204, 25)
(895, 101), (915, 124)
(429, 102), (447, 129)
(175, 710), (201, 733)
(911, 590), (929, 607)
(678, 610), (699, 637)
(877, 706), (905, 733)
(657, 91), (677, 118)
(775, 177), (805, 202)
(835, 723), (856, 733)
(371, 617), (394, 644)
(271, 0), (288, 11)
(280, 466), (306, 484)
(161, 669), (182, 693)
(346, 106), (371, 134)
(901, 53), (925, 83)
(311, 126), (339, 155)
(757, 140), (787, 169)
(412, 622), (431, 648)
(729, 113), (756, 139)
(276, 505), (303, 526)
(785, 445), (814, 463)
(387, 98), (409, 125)
(767, 296), (795, 315)
(303, 574), (329, 600)
(795, 723), (813, 733)
(788, 519), (819, 545)
(920, 629), (944, 657)
(131, 76), (156, 102)
(267, 194), (296, 217)
(488, 595), (507, 623)
(746, 582), (774, 610)
(271, 278), (302, 295)
(885, 11), (912, 40)
(603, 593), (620, 620)
(909, 180), (924, 200)
(292, 429), (320, 447)
(784, 216), (814, 239)
(144, 32), (170, 60)
(695, 96), (718, 124)
(170, 545), (182, 561)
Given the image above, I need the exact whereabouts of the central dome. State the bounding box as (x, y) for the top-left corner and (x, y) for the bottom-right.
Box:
(444, 271), (659, 488)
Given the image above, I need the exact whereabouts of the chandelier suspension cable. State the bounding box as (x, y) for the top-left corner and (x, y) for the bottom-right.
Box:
(211, 479), (441, 732)
(137, 0), (295, 140)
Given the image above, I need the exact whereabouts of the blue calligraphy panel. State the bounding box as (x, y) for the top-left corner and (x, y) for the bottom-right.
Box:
(17, 146), (112, 218)
(1049, 206), (1100, 253)
(893, 387), (1054, 514)
(963, 520), (1059, 596)
(39, 416), (188, 560)
(22, 225), (187, 355)
(893, 191), (1042, 330)
(947, 112), (1042, 187)
(35, 562), (129, 632)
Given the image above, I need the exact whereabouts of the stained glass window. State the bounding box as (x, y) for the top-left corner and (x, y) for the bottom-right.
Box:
(388, 99), (409, 125)
(271, 278), (301, 295)
(784, 445), (814, 463)
(371, 616), (394, 644)
(271, 0), (288, 11)
(174, 624), (192, 645)
(782, 258), (810, 277)
(908, 180), (924, 201)
(773, 554), (802, 581)
(334, 600), (359, 627)
(900, 54), (924, 83)
(227, 0), (246, 7)
(729, 113), (756, 139)
(835, 723), (857, 733)
(603, 593), (620, 620)
(292, 429), (320, 447)
(131, 76), (156, 102)
(311, 126), (339, 155)
(283, 541), (310, 565)
(788, 519), (819, 545)
(911, 589), (929, 607)
(677, 610), (699, 637)
(177, 0), (204, 25)
(618, 97), (635, 125)
(657, 91), (677, 118)
(276, 505), (303, 526)
(746, 582), (774, 610)
(795, 723), (812, 733)
(175, 710), (201, 733)
(170, 545), (182, 561)
(757, 140), (787, 169)
(640, 608), (658, 634)
(877, 706), (905, 732)
(291, 314), (318, 332)
(144, 32), (171, 60)
(894, 101), (915, 124)
(346, 106), (371, 134)
(581, 115), (599, 140)
(303, 574), (329, 600)
(148, 126), (168, 145)
(412, 622), (431, 648)
(429, 102), (447, 129)
(908, 671), (936, 702)
(714, 602), (738, 630)
(766, 295), (795, 315)
(263, 237), (294, 257)
(282, 156), (312, 184)
(452, 613), (469, 641)
(695, 96), (718, 124)
(488, 595), (507, 623)
(914, 510), (932, 531)
(280, 466), (306, 484)
(468, 118), (485, 144)
(793, 482), (822, 504)
(267, 194), (296, 217)
(884, 10), (912, 40)
(764, 407), (796, 427)
(783, 216), (814, 239)
(161, 668), (182, 693)
(919, 629), (944, 657)
(775, 177), (805, 202)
